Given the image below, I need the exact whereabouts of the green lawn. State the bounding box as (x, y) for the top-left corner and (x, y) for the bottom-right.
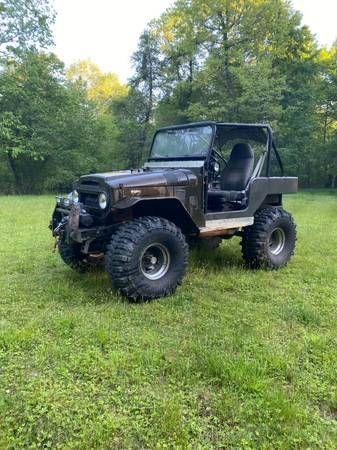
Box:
(1, 192), (337, 449)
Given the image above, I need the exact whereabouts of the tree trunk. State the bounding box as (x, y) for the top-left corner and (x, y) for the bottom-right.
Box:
(323, 109), (328, 144)
(218, 11), (235, 114)
(7, 154), (22, 194)
(188, 58), (193, 84)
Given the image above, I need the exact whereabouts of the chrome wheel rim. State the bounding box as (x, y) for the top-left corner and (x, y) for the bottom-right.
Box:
(140, 243), (170, 280)
(269, 227), (286, 255)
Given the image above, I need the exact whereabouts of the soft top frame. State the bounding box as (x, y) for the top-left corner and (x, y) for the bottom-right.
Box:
(148, 121), (283, 176)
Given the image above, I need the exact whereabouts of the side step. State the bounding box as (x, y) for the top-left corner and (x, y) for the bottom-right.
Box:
(199, 217), (254, 237)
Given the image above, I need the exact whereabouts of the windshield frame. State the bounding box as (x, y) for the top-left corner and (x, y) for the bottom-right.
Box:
(148, 122), (216, 161)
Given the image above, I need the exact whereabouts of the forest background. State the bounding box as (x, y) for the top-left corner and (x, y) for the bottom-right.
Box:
(1, 0), (337, 194)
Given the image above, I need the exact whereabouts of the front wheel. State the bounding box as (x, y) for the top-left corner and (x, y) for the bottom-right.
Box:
(58, 235), (88, 272)
(241, 207), (297, 269)
(105, 217), (189, 301)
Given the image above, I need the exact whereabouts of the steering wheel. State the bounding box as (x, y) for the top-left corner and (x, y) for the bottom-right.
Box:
(212, 149), (229, 168)
(208, 149), (228, 185)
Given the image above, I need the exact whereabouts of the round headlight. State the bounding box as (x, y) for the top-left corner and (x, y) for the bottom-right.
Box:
(72, 190), (79, 204)
(98, 192), (107, 209)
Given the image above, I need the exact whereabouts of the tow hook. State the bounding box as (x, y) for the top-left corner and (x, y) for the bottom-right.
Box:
(53, 217), (68, 237)
(52, 217), (68, 252)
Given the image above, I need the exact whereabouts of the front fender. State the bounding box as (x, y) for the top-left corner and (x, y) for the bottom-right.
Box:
(113, 196), (200, 234)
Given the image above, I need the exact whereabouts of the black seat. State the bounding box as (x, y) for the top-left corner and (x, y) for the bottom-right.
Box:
(208, 143), (254, 210)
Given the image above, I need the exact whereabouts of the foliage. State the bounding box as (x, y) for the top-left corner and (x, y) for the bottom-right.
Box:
(0, 0), (337, 192)
(0, 0), (55, 56)
(0, 52), (120, 193)
(67, 60), (128, 108)
(150, 0), (337, 187)
(110, 88), (154, 168)
(1, 193), (337, 447)
(0, 52), (66, 189)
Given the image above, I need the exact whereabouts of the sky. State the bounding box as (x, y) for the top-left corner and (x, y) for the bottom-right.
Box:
(53, 0), (337, 83)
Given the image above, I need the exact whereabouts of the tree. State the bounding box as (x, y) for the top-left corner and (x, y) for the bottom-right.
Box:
(110, 28), (164, 168)
(0, 52), (121, 193)
(145, 0), (332, 188)
(0, 0), (55, 56)
(131, 29), (163, 122)
(153, 0), (312, 126)
(0, 52), (67, 192)
(0, 0), (336, 192)
(111, 88), (151, 168)
(67, 60), (128, 109)
(317, 45), (337, 187)
(128, 29), (164, 156)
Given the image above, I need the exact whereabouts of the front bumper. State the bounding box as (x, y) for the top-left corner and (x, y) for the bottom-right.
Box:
(50, 200), (116, 244)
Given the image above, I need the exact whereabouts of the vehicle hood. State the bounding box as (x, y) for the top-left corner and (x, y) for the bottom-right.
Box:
(78, 168), (197, 188)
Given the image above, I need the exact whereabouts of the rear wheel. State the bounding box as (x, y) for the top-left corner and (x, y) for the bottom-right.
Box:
(241, 207), (296, 269)
(105, 217), (188, 301)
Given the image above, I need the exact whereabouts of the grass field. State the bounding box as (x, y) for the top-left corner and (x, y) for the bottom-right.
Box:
(0, 191), (337, 449)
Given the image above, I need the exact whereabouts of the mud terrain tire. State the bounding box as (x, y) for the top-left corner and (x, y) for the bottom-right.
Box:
(241, 207), (296, 269)
(106, 217), (188, 301)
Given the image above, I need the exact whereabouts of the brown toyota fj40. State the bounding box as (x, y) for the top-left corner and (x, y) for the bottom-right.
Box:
(51, 122), (297, 301)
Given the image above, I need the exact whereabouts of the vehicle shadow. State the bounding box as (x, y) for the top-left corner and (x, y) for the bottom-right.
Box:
(53, 240), (246, 306)
(58, 265), (129, 305)
(189, 241), (245, 273)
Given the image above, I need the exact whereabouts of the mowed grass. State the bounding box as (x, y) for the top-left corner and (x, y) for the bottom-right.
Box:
(0, 192), (337, 449)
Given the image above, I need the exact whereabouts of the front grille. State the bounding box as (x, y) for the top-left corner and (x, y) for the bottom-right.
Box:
(80, 192), (99, 209)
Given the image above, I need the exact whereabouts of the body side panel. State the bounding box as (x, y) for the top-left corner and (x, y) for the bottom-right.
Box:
(205, 177), (298, 221)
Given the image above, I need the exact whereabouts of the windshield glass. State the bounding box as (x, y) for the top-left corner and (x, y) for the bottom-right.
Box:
(150, 125), (213, 159)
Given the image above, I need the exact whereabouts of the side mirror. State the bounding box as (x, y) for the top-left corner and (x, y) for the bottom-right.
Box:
(214, 162), (220, 174)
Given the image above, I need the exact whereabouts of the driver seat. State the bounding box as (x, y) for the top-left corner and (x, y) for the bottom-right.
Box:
(208, 143), (254, 210)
